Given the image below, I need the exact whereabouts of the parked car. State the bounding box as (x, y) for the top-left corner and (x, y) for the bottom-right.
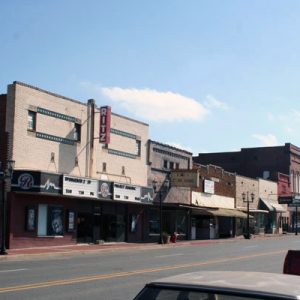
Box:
(283, 250), (300, 276)
(133, 271), (300, 299)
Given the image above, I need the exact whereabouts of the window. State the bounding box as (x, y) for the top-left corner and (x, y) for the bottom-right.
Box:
(74, 123), (81, 142)
(176, 163), (180, 169)
(136, 140), (141, 156)
(37, 204), (64, 236)
(163, 160), (168, 168)
(149, 208), (160, 234)
(102, 162), (107, 172)
(25, 207), (36, 231)
(122, 166), (125, 175)
(27, 111), (36, 131)
(169, 162), (174, 170)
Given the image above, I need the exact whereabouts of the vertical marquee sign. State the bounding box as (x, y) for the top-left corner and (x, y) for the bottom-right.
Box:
(99, 106), (111, 144)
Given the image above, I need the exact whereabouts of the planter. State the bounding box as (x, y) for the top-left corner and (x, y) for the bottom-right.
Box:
(163, 235), (170, 244)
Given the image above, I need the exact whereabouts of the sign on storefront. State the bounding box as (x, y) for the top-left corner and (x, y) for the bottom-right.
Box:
(113, 183), (141, 202)
(63, 175), (98, 198)
(11, 171), (61, 194)
(98, 180), (113, 200)
(204, 179), (215, 194)
(140, 187), (154, 204)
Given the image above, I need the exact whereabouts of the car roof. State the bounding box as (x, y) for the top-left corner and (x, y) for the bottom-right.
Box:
(149, 271), (300, 299)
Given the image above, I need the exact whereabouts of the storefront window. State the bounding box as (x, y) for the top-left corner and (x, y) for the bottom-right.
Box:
(149, 208), (159, 234)
(37, 204), (64, 236)
(163, 210), (187, 235)
(175, 211), (187, 234)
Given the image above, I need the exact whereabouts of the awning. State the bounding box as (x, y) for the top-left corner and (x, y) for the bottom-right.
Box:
(260, 198), (286, 213)
(237, 207), (269, 214)
(190, 207), (250, 219)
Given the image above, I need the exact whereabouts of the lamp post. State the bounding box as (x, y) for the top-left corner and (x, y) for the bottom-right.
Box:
(152, 179), (169, 244)
(242, 191), (254, 240)
(0, 160), (15, 255)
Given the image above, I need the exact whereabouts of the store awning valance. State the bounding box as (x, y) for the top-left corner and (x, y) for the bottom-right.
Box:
(260, 198), (286, 213)
(189, 207), (251, 219)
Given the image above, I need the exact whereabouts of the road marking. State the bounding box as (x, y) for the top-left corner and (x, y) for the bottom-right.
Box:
(0, 269), (28, 273)
(243, 245), (258, 249)
(156, 253), (184, 258)
(0, 249), (286, 294)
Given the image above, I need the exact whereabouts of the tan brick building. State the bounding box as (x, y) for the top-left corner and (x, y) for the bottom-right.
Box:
(2, 82), (153, 249)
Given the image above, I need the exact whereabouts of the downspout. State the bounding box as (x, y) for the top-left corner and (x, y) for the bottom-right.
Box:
(86, 99), (95, 177)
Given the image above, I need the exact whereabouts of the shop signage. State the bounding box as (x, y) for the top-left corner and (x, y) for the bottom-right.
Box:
(204, 179), (214, 194)
(63, 175), (98, 198)
(98, 180), (113, 200)
(99, 106), (111, 144)
(11, 171), (61, 194)
(140, 187), (154, 204)
(113, 183), (141, 202)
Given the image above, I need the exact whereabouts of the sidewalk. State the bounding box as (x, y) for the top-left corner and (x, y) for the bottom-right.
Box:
(0, 233), (290, 261)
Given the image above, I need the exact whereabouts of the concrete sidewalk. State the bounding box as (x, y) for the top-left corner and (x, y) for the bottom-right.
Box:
(0, 234), (290, 261)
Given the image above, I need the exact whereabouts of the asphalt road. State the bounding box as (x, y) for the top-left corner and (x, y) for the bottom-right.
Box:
(0, 235), (300, 300)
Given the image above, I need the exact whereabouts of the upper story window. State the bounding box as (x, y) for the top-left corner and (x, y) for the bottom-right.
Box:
(28, 111), (36, 131)
(176, 163), (180, 169)
(169, 162), (174, 170)
(163, 160), (168, 169)
(74, 123), (81, 142)
(102, 162), (107, 173)
(136, 140), (141, 156)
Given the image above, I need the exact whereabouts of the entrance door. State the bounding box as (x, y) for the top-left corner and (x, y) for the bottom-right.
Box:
(77, 212), (93, 243)
(101, 213), (126, 242)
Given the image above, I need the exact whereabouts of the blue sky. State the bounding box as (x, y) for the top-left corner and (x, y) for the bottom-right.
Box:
(1, 1), (300, 154)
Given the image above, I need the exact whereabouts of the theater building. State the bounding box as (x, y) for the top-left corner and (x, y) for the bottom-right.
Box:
(1, 81), (153, 249)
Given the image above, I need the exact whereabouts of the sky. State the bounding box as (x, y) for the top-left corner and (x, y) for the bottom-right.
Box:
(1, 1), (300, 155)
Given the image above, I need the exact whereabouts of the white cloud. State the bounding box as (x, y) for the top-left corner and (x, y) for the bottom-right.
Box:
(252, 134), (278, 146)
(204, 95), (229, 110)
(99, 87), (209, 122)
(80, 82), (209, 122)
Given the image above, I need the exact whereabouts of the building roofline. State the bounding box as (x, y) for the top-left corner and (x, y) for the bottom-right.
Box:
(149, 139), (193, 155)
(11, 81), (149, 126)
(12, 81), (84, 106)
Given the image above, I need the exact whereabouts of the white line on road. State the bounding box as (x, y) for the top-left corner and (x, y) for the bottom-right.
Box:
(243, 246), (259, 249)
(156, 253), (184, 258)
(0, 268), (28, 273)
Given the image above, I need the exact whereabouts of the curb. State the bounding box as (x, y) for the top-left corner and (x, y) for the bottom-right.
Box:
(0, 234), (291, 261)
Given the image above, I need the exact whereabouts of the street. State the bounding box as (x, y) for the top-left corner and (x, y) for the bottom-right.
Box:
(0, 235), (299, 300)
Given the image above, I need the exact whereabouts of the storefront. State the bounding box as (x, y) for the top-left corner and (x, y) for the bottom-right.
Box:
(8, 170), (153, 249)
(190, 191), (248, 239)
(259, 198), (286, 234)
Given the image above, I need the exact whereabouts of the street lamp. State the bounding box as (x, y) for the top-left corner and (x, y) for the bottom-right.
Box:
(152, 179), (170, 244)
(242, 191), (254, 240)
(1, 160), (15, 255)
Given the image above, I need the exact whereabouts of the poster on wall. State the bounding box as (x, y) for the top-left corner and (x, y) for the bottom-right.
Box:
(26, 207), (36, 231)
(98, 180), (113, 200)
(47, 206), (64, 236)
(68, 211), (75, 232)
